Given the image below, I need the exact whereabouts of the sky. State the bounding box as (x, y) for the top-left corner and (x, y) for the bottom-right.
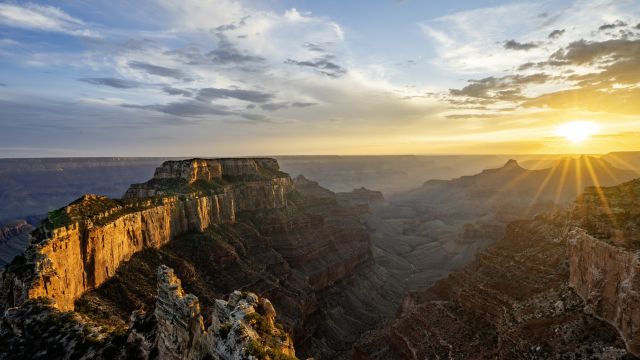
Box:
(0, 0), (639, 157)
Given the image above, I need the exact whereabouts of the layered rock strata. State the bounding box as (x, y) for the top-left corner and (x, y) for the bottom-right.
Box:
(1, 158), (293, 311)
(567, 179), (640, 356)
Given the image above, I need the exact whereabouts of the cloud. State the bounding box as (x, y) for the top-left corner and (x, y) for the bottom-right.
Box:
(285, 55), (347, 78)
(503, 40), (538, 51)
(207, 33), (265, 65)
(598, 20), (627, 31)
(79, 77), (141, 89)
(550, 38), (640, 65)
(260, 102), (289, 111)
(122, 101), (231, 117)
(291, 102), (317, 108)
(548, 29), (565, 39)
(162, 86), (192, 97)
(0, 82), (6, 86)
(0, 3), (99, 38)
(196, 87), (275, 103)
(449, 73), (550, 101)
(128, 61), (187, 79)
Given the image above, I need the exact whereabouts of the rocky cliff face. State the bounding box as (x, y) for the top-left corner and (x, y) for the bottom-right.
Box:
(1, 158), (293, 311)
(0, 220), (33, 267)
(567, 179), (640, 356)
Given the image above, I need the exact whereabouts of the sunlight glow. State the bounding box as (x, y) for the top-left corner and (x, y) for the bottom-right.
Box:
(555, 121), (599, 143)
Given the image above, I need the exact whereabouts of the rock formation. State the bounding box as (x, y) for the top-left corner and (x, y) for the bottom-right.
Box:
(147, 265), (295, 360)
(1, 158), (293, 311)
(0, 220), (33, 267)
(567, 179), (640, 356)
(0, 264), (294, 360)
(1, 158), (402, 359)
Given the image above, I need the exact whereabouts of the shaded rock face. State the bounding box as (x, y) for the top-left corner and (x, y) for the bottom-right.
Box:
(1, 158), (293, 311)
(149, 265), (295, 360)
(567, 179), (640, 356)
(0, 220), (33, 267)
(354, 214), (633, 359)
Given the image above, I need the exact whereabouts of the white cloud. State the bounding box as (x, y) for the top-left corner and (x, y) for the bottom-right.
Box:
(0, 3), (100, 38)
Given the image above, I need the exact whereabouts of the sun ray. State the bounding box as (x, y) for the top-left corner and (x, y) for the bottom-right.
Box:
(584, 156), (617, 227)
(554, 157), (571, 205)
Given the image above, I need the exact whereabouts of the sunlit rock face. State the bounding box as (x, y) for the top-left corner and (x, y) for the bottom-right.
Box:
(0, 158), (293, 311)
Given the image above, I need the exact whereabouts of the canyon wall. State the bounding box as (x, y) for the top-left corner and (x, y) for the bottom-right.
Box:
(1, 158), (293, 311)
(567, 229), (640, 355)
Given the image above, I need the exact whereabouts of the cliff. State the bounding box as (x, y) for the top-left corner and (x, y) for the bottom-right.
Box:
(1, 158), (293, 311)
(567, 178), (640, 355)
(0, 220), (33, 267)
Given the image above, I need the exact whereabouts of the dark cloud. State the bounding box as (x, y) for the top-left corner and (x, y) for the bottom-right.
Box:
(122, 101), (231, 117)
(517, 62), (535, 71)
(240, 113), (271, 122)
(303, 42), (333, 52)
(598, 20), (627, 31)
(162, 86), (192, 97)
(0, 82), (6, 86)
(449, 73), (550, 100)
(550, 39), (640, 65)
(636, 23), (640, 30)
(548, 29), (565, 39)
(291, 102), (317, 108)
(196, 87), (275, 103)
(79, 77), (140, 89)
(207, 33), (265, 64)
(285, 55), (347, 78)
(128, 61), (186, 79)
(215, 24), (237, 31)
(260, 102), (289, 111)
(503, 40), (538, 51)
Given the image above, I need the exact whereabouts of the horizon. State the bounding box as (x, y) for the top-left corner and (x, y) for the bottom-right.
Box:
(0, 0), (638, 157)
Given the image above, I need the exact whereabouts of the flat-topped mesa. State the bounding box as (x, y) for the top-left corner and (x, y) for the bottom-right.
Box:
(124, 158), (287, 198)
(1, 158), (294, 312)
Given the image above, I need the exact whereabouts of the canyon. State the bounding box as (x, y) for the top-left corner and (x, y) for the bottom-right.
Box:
(0, 158), (401, 359)
(1, 155), (639, 359)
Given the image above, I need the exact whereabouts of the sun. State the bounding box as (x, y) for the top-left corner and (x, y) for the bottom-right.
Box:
(555, 121), (599, 143)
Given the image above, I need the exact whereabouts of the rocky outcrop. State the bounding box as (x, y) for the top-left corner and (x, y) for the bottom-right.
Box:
(148, 265), (295, 360)
(1, 158), (293, 311)
(567, 229), (640, 355)
(567, 178), (640, 356)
